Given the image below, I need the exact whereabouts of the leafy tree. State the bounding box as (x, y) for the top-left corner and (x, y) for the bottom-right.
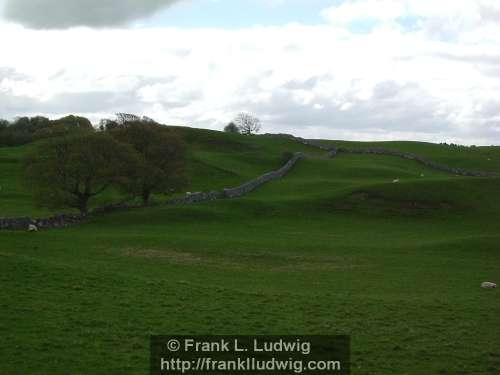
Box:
(0, 116), (52, 146)
(50, 115), (93, 130)
(110, 121), (187, 205)
(13, 116), (51, 133)
(23, 133), (140, 214)
(141, 116), (158, 124)
(100, 114), (158, 132)
(233, 113), (261, 135)
(99, 118), (119, 131)
(0, 119), (9, 130)
(224, 122), (240, 133)
(34, 115), (94, 139)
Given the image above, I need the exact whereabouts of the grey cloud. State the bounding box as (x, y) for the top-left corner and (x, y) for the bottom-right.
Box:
(2, 0), (183, 29)
(0, 71), (197, 121)
(0, 67), (29, 81)
(433, 52), (500, 79)
(479, 3), (500, 24)
(0, 89), (144, 120)
(41, 91), (145, 114)
(282, 76), (325, 91)
(434, 52), (500, 66)
(0, 91), (38, 120)
(478, 100), (500, 119)
(230, 78), (456, 140)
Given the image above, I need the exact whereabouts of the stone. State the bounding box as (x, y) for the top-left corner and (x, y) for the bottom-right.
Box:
(2, 152), (305, 231)
(481, 282), (497, 289)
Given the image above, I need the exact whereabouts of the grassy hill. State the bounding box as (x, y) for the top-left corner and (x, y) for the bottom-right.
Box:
(0, 128), (321, 217)
(317, 139), (500, 174)
(1, 128), (500, 375)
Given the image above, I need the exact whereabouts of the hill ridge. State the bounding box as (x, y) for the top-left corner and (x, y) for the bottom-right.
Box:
(266, 133), (497, 177)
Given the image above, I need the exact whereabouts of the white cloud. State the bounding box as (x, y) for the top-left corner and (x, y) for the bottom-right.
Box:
(1, 2), (500, 144)
(322, 0), (500, 40)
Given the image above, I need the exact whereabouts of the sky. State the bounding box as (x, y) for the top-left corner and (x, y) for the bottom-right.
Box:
(1, 0), (500, 145)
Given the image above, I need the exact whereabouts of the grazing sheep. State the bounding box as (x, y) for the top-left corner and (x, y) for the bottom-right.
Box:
(481, 282), (497, 289)
(392, 179), (400, 183)
(28, 224), (38, 232)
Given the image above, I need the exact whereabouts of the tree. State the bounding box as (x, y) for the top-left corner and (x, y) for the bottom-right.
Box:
(34, 115), (94, 139)
(0, 119), (9, 130)
(141, 116), (158, 124)
(116, 113), (141, 125)
(233, 113), (261, 135)
(99, 118), (119, 131)
(0, 116), (51, 146)
(23, 133), (140, 214)
(50, 115), (93, 130)
(224, 122), (240, 133)
(110, 121), (187, 205)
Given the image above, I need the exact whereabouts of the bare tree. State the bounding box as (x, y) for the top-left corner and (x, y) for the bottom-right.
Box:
(233, 113), (261, 135)
(115, 113), (141, 125)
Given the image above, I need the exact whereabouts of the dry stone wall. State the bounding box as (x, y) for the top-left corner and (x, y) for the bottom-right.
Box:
(0, 213), (83, 230)
(223, 152), (305, 198)
(0, 152), (305, 230)
(268, 133), (497, 178)
(336, 147), (497, 177)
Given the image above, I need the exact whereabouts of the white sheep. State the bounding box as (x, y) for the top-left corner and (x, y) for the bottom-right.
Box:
(481, 282), (497, 289)
(392, 179), (400, 183)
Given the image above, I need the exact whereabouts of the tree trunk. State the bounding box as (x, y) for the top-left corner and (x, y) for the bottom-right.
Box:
(77, 195), (89, 215)
(142, 189), (151, 206)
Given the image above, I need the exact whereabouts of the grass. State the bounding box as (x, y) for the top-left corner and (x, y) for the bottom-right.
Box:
(0, 128), (321, 217)
(1, 128), (500, 374)
(317, 139), (500, 174)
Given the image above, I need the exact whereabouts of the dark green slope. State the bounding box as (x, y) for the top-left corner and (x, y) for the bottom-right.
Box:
(1, 128), (499, 375)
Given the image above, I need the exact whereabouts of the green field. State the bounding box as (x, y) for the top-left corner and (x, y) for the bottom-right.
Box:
(1, 128), (500, 374)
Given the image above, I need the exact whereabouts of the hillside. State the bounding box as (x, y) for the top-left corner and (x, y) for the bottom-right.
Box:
(1, 128), (500, 375)
(317, 139), (500, 174)
(0, 128), (321, 217)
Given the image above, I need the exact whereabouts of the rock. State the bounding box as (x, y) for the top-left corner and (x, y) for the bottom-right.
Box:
(28, 224), (38, 232)
(481, 282), (497, 289)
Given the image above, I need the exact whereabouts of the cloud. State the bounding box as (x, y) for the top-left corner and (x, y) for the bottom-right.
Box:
(1, 12), (500, 145)
(1, 0), (183, 29)
(321, 0), (500, 39)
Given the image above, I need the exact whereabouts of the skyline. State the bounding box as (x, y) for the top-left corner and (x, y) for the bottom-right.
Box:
(1, 0), (500, 145)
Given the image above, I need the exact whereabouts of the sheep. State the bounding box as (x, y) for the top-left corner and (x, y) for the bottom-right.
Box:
(481, 282), (497, 289)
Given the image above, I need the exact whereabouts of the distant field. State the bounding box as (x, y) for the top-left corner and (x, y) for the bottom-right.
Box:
(316, 139), (500, 174)
(1, 129), (499, 375)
